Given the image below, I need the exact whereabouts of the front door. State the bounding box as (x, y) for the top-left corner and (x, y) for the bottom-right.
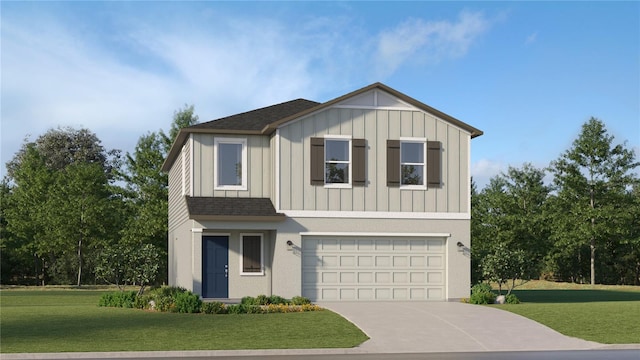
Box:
(203, 236), (229, 298)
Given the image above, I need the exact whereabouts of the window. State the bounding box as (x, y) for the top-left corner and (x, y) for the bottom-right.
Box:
(311, 137), (366, 187)
(387, 139), (440, 188)
(325, 138), (351, 185)
(400, 141), (425, 187)
(214, 138), (247, 190)
(240, 234), (263, 275)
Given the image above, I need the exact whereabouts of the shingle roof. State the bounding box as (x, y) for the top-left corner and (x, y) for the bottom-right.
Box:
(190, 99), (320, 132)
(162, 82), (483, 172)
(186, 197), (285, 221)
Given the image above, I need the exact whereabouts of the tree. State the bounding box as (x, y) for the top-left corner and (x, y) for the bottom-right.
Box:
(471, 164), (551, 284)
(549, 118), (639, 284)
(47, 162), (113, 286)
(481, 243), (531, 296)
(3, 128), (123, 285)
(118, 105), (198, 283)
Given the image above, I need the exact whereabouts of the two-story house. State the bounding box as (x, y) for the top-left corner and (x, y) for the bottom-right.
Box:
(162, 82), (483, 301)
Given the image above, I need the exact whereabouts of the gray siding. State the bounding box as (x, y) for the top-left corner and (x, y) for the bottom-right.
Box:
(278, 107), (470, 213)
(168, 143), (189, 232)
(191, 134), (271, 198)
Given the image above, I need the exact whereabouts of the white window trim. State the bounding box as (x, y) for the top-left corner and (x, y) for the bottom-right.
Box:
(399, 137), (427, 190)
(239, 233), (264, 276)
(214, 137), (248, 191)
(324, 135), (352, 189)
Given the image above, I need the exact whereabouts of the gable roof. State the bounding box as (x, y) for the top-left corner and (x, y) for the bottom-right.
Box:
(189, 98), (320, 132)
(162, 82), (483, 171)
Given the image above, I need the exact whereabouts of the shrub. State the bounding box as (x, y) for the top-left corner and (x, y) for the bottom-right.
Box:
(469, 283), (496, 305)
(243, 305), (263, 314)
(268, 295), (288, 305)
(226, 304), (245, 314)
(300, 304), (322, 312)
(201, 301), (227, 314)
(291, 296), (311, 305)
(133, 294), (152, 309)
(505, 294), (520, 304)
(471, 283), (493, 295)
(98, 291), (137, 308)
(175, 291), (202, 313)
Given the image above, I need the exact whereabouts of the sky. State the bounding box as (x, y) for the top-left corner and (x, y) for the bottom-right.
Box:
(2, 1), (639, 189)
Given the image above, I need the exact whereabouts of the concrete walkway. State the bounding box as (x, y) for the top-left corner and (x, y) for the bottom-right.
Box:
(318, 301), (602, 353)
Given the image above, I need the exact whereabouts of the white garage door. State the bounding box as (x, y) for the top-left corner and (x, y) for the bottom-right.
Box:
(302, 237), (446, 301)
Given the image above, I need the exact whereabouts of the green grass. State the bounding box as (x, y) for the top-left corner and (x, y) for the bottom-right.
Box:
(492, 283), (640, 344)
(0, 290), (368, 353)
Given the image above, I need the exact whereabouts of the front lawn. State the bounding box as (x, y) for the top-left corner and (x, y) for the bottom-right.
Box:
(493, 284), (640, 344)
(0, 289), (368, 353)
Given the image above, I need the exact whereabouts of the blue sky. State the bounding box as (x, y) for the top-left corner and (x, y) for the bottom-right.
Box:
(2, 1), (638, 188)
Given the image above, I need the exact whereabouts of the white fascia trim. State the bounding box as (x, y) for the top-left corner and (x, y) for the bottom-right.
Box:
(275, 129), (280, 211)
(191, 228), (203, 233)
(301, 231), (451, 238)
(189, 134), (194, 197)
(283, 210), (470, 220)
(467, 135), (471, 215)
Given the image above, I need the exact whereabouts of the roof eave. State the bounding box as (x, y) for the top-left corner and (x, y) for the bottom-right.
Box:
(190, 214), (287, 222)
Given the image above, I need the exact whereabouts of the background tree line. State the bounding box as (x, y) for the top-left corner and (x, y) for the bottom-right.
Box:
(472, 118), (640, 287)
(0, 106), (198, 286)
(2, 114), (638, 287)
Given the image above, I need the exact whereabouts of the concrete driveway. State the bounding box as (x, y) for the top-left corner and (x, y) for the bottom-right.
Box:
(318, 301), (602, 353)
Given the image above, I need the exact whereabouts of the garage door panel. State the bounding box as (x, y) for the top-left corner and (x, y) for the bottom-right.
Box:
(375, 240), (391, 250)
(302, 237), (446, 301)
(427, 255), (443, 268)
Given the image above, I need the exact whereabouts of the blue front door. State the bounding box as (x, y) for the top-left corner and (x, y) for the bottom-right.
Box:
(203, 236), (229, 298)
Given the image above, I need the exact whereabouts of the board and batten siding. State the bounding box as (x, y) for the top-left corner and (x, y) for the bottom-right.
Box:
(191, 133), (271, 198)
(278, 107), (470, 213)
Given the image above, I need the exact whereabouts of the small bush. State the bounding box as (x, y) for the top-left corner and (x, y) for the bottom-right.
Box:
(505, 294), (520, 304)
(226, 304), (245, 314)
(98, 291), (137, 308)
(291, 296), (311, 305)
(175, 291), (202, 313)
(202, 301), (227, 314)
(471, 283), (493, 295)
(133, 294), (151, 309)
(300, 304), (322, 312)
(469, 283), (496, 305)
(269, 295), (288, 305)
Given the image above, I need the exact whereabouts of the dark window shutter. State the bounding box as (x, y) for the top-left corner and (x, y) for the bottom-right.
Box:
(242, 236), (261, 272)
(427, 141), (442, 188)
(387, 140), (400, 187)
(310, 137), (324, 185)
(352, 139), (366, 186)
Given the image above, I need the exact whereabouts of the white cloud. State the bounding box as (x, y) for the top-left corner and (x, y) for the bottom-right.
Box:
(471, 159), (505, 189)
(1, 7), (496, 176)
(375, 10), (490, 77)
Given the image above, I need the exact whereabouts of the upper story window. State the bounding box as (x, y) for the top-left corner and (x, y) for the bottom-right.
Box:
(311, 136), (366, 187)
(325, 138), (351, 185)
(214, 137), (247, 190)
(387, 138), (441, 189)
(400, 140), (426, 187)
